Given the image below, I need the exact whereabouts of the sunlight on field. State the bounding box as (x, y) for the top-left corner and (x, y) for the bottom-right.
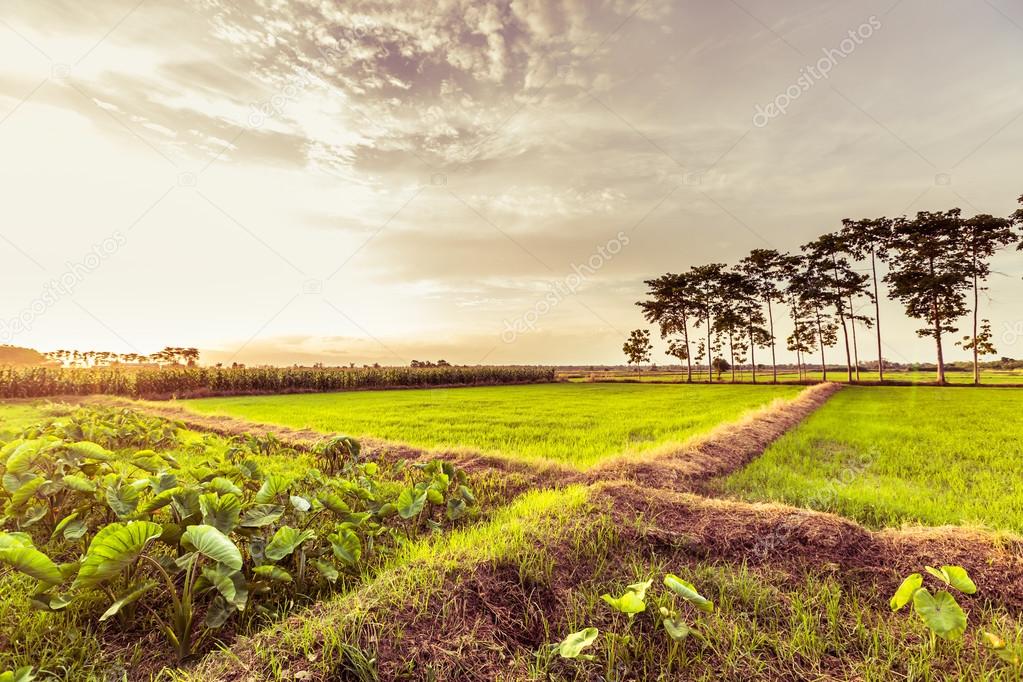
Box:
(179, 383), (804, 467)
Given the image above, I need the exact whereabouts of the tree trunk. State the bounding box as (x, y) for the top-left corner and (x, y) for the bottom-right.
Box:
(749, 316), (757, 385)
(832, 255), (853, 382)
(871, 249), (884, 382)
(972, 265), (980, 385)
(706, 312), (713, 383)
(767, 298), (777, 384)
(848, 294), (860, 381)
(681, 310), (692, 383)
(728, 332), (736, 383)
(933, 299), (946, 385)
(814, 306), (827, 381)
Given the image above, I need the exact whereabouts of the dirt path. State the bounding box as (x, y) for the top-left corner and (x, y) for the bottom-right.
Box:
(586, 381), (841, 491)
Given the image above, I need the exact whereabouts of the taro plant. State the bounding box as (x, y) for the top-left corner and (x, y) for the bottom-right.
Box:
(660, 573), (714, 641)
(890, 564), (977, 642)
(0, 407), (477, 665)
(314, 434), (361, 476)
(556, 627), (599, 661)
(983, 631), (1023, 671)
(0, 667), (35, 682)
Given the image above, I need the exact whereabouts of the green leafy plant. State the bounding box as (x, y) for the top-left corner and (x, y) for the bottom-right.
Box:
(0, 666), (35, 682)
(890, 564), (976, 641)
(601, 579), (651, 618)
(0, 406), (479, 666)
(556, 627), (599, 661)
(983, 631), (1023, 670)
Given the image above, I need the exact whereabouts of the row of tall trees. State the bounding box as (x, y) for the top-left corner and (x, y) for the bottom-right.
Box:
(636, 195), (1023, 385)
(44, 347), (200, 368)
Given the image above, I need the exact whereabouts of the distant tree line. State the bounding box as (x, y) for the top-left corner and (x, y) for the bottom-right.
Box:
(43, 346), (200, 368)
(633, 194), (1023, 385)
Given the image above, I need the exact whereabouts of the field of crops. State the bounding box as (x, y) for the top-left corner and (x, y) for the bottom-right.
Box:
(721, 386), (1023, 531)
(176, 383), (803, 467)
(3, 382), (1023, 681)
(0, 365), (555, 399)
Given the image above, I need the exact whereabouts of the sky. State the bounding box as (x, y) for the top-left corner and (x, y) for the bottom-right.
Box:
(1, 0), (1022, 367)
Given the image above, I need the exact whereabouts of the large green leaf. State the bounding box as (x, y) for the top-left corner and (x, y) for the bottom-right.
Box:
(0, 532), (62, 585)
(202, 564), (248, 610)
(664, 574), (714, 613)
(181, 525), (242, 570)
(264, 526), (316, 562)
(557, 627), (599, 660)
(67, 441), (114, 462)
(253, 565), (293, 583)
(99, 580), (157, 621)
(4, 440), (45, 474)
(205, 477), (242, 497)
(139, 486), (184, 514)
(0, 438), (25, 465)
(395, 488), (427, 519)
(105, 480), (140, 519)
(73, 521), (163, 590)
(316, 492), (350, 515)
(60, 474), (97, 493)
(925, 565), (977, 595)
(9, 476), (44, 509)
(312, 559), (339, 583)
(253, 475), (289, 504)
(913, 588), (968, 640)
(199, 493), (241, 534)
(239, 504), (285, 528)
(329, 527), (362, 566)
(890, 573), (923, 611)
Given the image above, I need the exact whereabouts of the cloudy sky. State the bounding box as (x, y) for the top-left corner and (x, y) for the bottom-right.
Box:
(1, 0), (1022, 366)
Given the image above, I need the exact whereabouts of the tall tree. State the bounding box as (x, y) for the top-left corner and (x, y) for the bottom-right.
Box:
(802, 233), (872, 382)
(637, 273), (695, 382)
(840, 217), (893, 381)
(737, 249), (789, 383)
(687, 264), (727, 382)
(885, 210), (971, 384)
(622, 329), (652, 370)
(960, 214), (1016, 384)
(785, 255), (839, 380)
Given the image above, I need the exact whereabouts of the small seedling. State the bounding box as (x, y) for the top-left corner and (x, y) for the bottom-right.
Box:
(601, 579), (651, 618)
(556, 627), (599, 661)
(983, 631), (1023, 669)
(890, 564), (976, 641)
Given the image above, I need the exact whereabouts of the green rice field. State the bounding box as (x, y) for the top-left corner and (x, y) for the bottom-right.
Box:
(721, 386), (1023, 532)
(177, 382), (804, 468)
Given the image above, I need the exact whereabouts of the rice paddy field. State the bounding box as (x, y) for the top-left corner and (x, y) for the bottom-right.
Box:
(3, 381), (1023, 681)
(721, 385), (1023, 532)
(174, 383), (804, 468)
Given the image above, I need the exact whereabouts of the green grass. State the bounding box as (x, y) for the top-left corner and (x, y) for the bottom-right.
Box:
(722, 386), (1023, 532)
(176, 383), (804, 468)
(183, 484), (1023, 682)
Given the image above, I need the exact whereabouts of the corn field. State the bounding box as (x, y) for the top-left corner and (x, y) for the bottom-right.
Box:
(0, 365), (556, 399)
